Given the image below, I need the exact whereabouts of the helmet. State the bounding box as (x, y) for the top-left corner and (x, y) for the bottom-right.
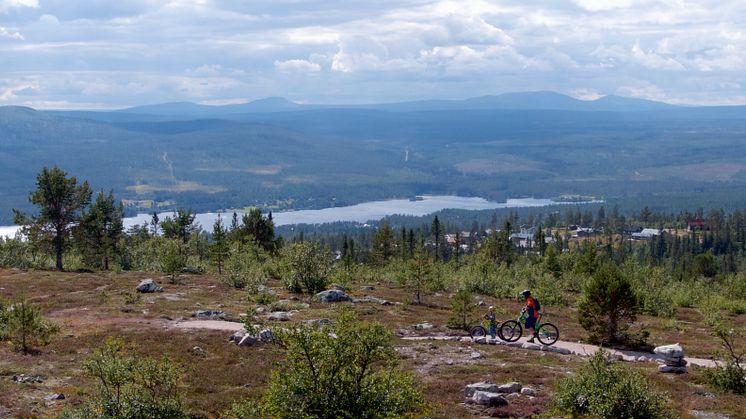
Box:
(520, 289), (531, 298)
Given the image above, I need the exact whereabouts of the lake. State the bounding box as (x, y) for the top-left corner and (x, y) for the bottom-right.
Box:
(0, 195), (598, 238)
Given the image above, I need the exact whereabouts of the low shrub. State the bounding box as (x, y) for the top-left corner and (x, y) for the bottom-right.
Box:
(553, 350), (673, 419)
(5, 299), (59, 353)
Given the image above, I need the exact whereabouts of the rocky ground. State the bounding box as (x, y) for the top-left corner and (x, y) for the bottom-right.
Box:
(1, 268), (744, 418)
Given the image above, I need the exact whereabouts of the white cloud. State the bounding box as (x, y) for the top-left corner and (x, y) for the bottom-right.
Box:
(274, 59), (321, 73)
(0, 26), (23, 39)
(1, 0), (746, 107)
(0, 0), (38, 13)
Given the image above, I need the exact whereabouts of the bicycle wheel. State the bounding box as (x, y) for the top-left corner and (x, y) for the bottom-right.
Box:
(469, 325), (487, 339)
(499, 320), (522, 342)
(536, 323), (559, 346)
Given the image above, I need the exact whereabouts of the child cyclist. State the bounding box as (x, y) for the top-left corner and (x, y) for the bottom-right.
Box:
(520, 290), (541, 343)
(483, 306), (497, 340)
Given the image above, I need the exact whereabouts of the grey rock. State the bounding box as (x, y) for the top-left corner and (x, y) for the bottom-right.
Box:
(259, 329), (275, 342)
(520, 387), (537, 396)
(255, 307), (267, 314)
(314, 289), (353, 303)
(136, 279), (162, 293)
(470, 391), (508, 407)
(473, 337), (487, 344)
(44, 393), (65, 401)
(238, 335), (258, 347)
(229, 331), (245, 343)
(181, 266), (203, 274)
(361, 296), (393, 306)
(522, 342), (541, 350)
(361, 285), (375, 291)
(477, 300), (486, 306)
(464, 382), (499, 398)
(269, 311), (291, 321)
(470, 351), (482, 360)
(659, 365), (688, 374)
(414, 322), (434, 330)
(497, 382), (522, 394)
(330, 283), (347, 292)
(12, 374), (44, 384)
(191, 346), (206, 356)
(654, 343), (685, 359)
(192, 309), (225, 319)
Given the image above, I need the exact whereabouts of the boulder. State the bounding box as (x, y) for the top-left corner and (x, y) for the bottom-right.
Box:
(464, 382), (499, 398)
(238, 335), (258, 347)
(414, 322), (434, 330)
(471, 391), (508, 407)
(520, 387), (537, 396)
(192, 310), (225, 320)
(497, 382), (522, 394)
(470, 351), (482, 360)
(229, 331), (245, 343)
(191, 346), (206, 357)
(136, 279), (162, 293)
(259, 329), (275, 342)
(12, 375), (44, 384)
(268, 311), (291, 321)
(654, 343), (685, 359)
(361, 296), (393, 306)
(659, 365), (688, 374)
(314, 290), (353, 303)
(181, 266), (203, 274)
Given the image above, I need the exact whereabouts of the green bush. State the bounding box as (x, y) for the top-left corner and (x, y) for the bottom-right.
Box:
(223, 247), (268, 292)
(250, 309), (424, 418)
(281, 242), (333, 295)
(5, 299), (59, 353)
(578, 263), (640, 345)
(553, 350), (673, 419)
(0, 298), (8, 340)
(704, 359), (746, 395)
(60, 338), (189, 419)
(447, 288), (476, 331)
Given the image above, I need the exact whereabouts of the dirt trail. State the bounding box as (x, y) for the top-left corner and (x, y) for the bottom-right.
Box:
(172, 320), (718, 368)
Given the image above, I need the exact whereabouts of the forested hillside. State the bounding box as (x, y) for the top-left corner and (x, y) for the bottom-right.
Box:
(4, 92), (746, 224)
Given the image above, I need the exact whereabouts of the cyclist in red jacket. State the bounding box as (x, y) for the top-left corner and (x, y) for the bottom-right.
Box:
(521, 290), (541, 343)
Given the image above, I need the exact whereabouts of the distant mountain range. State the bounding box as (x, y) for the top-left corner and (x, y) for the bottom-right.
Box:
(3, 90), (746, 225)
(109, 91), (677, 118)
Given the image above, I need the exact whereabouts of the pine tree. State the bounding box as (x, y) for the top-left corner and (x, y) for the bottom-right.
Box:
(372, 221), (396, 264)
(211, 214), (229, 274)
(13, 166), (92, 271)
(76, 190), (124, 270)
(578, 263), (639, 345)
(431, 216), (442, 261)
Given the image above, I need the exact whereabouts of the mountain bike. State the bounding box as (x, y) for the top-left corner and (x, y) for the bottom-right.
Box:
(469, 319), (502, 340)
(499, 310), (559, 346)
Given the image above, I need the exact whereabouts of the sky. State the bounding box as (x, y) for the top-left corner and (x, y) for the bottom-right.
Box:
(1, 0), (745, 109)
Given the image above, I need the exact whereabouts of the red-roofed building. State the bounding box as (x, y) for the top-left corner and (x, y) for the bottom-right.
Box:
(687, 219), (710, 232)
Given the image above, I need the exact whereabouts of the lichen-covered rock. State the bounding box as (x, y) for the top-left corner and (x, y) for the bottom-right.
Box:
(136, 279), (162, 293)
(464, 382), (499, 398)
(497, 382), (522, 394)
(192, 309), (225, 319)
(268, 311), (291, 321)
(471, 391), (508, 406)
(654, 343), (685, 359)
(314, 289), (353, 303)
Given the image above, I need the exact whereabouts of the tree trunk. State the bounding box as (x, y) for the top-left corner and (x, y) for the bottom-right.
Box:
(55, 231), (64, 271)
(102, 254), (109, 271)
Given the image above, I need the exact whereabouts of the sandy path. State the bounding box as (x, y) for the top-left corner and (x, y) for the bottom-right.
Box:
(401, 335), (718, 368)
(169, 320), (719, 368)
(172, 319), (246, 332)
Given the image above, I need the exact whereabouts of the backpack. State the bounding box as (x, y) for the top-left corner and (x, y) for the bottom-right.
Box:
(533, 297), (541, 312)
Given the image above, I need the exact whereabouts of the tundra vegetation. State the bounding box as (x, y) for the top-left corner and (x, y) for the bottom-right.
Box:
(1, 167), (746, 417)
